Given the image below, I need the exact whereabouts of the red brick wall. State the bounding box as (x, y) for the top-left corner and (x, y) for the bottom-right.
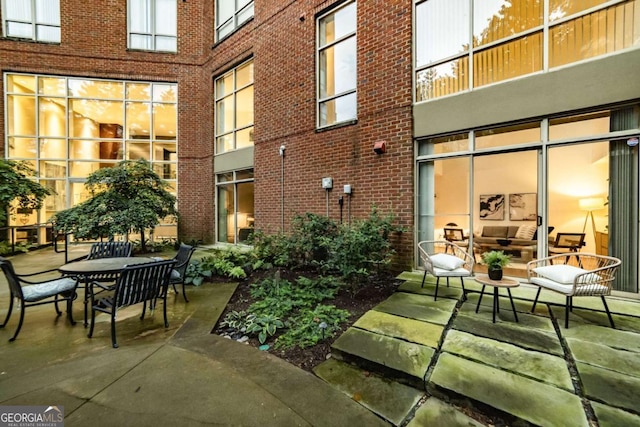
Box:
(249, 0), (415, 269)
(0, 0), (416, 268)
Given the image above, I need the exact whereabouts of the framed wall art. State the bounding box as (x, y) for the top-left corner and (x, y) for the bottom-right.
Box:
(509, 193), (537, 221)
(479, 194), (505, 220)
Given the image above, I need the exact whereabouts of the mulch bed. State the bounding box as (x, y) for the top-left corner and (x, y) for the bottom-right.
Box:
(211, 268), (402, 372)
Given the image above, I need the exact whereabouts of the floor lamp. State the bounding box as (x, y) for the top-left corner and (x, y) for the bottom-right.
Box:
(579, 197), (605, 240)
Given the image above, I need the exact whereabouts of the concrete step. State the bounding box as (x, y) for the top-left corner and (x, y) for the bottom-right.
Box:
(314, 358), (425, 426)
(331, 327), (433, 389)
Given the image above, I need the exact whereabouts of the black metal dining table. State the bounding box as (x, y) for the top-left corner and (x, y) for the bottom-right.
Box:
(59, 257), (156, 326)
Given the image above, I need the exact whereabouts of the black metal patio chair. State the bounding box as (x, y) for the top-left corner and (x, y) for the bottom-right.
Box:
(0, 257), (78, 342)
(71, 241), (133, 326)
(168, 243), (196, 302)
(87, 259), (175, 348)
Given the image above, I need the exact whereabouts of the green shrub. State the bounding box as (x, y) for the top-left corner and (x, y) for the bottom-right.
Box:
(247, 230), (291, 268)
(186, 249), (249, 285)
(323, 207), (404, 283)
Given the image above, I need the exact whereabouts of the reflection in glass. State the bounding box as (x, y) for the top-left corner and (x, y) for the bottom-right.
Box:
(473, 0), (542, 48)
(474, 33), (543, 88)
(416, 57), (469, 101)
(416, 0), (468, 67)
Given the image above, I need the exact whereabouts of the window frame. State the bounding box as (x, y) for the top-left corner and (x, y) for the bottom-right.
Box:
(414, 0), (635, 102)
(215, 0), (254, 41)
(316, 1), (358, 129)
(215, 168), (255, 245)
(1, 0), (61, 42)
(214, 59), (254, 154)
(127, 0), (177, 53)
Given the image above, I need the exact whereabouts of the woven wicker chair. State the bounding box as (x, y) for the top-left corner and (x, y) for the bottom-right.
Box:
(527, 253), (621, 328)
(418, 240), (474, 301)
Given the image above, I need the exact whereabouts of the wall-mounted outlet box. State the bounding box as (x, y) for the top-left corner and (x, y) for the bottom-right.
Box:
(344, 184), (352, 194)
(322, 177), (333, 189)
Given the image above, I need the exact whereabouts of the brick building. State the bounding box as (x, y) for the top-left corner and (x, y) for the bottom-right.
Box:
(1, 1), (639, 290)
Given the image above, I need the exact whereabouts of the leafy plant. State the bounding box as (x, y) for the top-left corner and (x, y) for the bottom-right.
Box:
(0, 240), (30, 255)
(51, 160), (177, 252)
(481, 250), (511, 269)
(184, 260), (213, 286)
(195, 249), (249, 280)
(245, 314), (285, 344)
(275, 304), (350, 350)
(220, 310), (250, 332)
(0, 160), (52, 224)
(323, 207), (404, 283)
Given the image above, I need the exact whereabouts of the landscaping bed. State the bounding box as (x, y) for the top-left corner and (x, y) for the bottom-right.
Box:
(213, 268), (402, 372)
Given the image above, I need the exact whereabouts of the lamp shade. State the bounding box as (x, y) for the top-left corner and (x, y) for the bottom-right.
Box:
(579, 197), (605, 211)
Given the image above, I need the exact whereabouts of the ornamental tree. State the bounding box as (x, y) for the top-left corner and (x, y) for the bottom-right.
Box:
(0, 160), (52, 224)
(51, 160), (177, 252)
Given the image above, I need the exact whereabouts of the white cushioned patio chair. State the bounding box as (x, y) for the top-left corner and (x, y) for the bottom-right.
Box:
(418, 240), (474, 301)
(527, 253), (621, 328)
(0, 257), (78, 342)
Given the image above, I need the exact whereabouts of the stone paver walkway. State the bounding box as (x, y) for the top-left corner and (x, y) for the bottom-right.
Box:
(315, 271), (640, 426)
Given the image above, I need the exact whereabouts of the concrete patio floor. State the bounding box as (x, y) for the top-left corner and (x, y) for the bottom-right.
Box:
(1, 247), (640, 426)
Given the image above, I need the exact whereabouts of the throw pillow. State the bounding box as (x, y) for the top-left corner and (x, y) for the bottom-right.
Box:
(430, 253), (466, 271)
(533, 265), (600, 284)
(515, 225), (536, 240)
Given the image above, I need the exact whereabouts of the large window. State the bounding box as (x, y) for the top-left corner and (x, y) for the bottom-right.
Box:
(317, 1), (357, 128)
(415, 0), (639, 101)
(215, 60), (254, 154)
(217, 169), (254, 244)
(128, 0), (177, 52)
(416, 106), (639, 292)
(4, 73), (178, 237)
(216, 0), (254, 40)
(2, 0), (60, 42)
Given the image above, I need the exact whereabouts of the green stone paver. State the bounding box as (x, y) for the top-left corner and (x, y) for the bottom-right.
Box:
(314, 358), (424, 426)
(453, 312), (564, 356)
(551, 305), (640, 333)
(568, 338), (640, 378)
(465, 290), (553, 318)
(577, 361), (640, 414)
(331, 328), (433, 381)
(398, 279), (464, 300)
(353, 310), (443, 348)
(374, 292), (456, 326)
(406, 397), (484, 427)
(442, 330), (573, 391)
(591, 401), (640, 427)
(549, 305), (623, 330)
(430, 353), (589, 427)
(396, 271), (426, 283)
(561, 322), (640, 353)
(459, 297), (556, 332)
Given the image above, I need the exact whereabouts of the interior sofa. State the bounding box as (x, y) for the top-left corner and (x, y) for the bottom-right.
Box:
(473, 225), (554, 262)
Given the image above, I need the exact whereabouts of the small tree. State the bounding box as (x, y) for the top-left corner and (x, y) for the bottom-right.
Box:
(0, 160), (51, 224)
(52, 160), (177, 252)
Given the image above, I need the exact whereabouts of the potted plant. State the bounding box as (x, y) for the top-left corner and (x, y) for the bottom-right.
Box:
(481, 250), (511, 280)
